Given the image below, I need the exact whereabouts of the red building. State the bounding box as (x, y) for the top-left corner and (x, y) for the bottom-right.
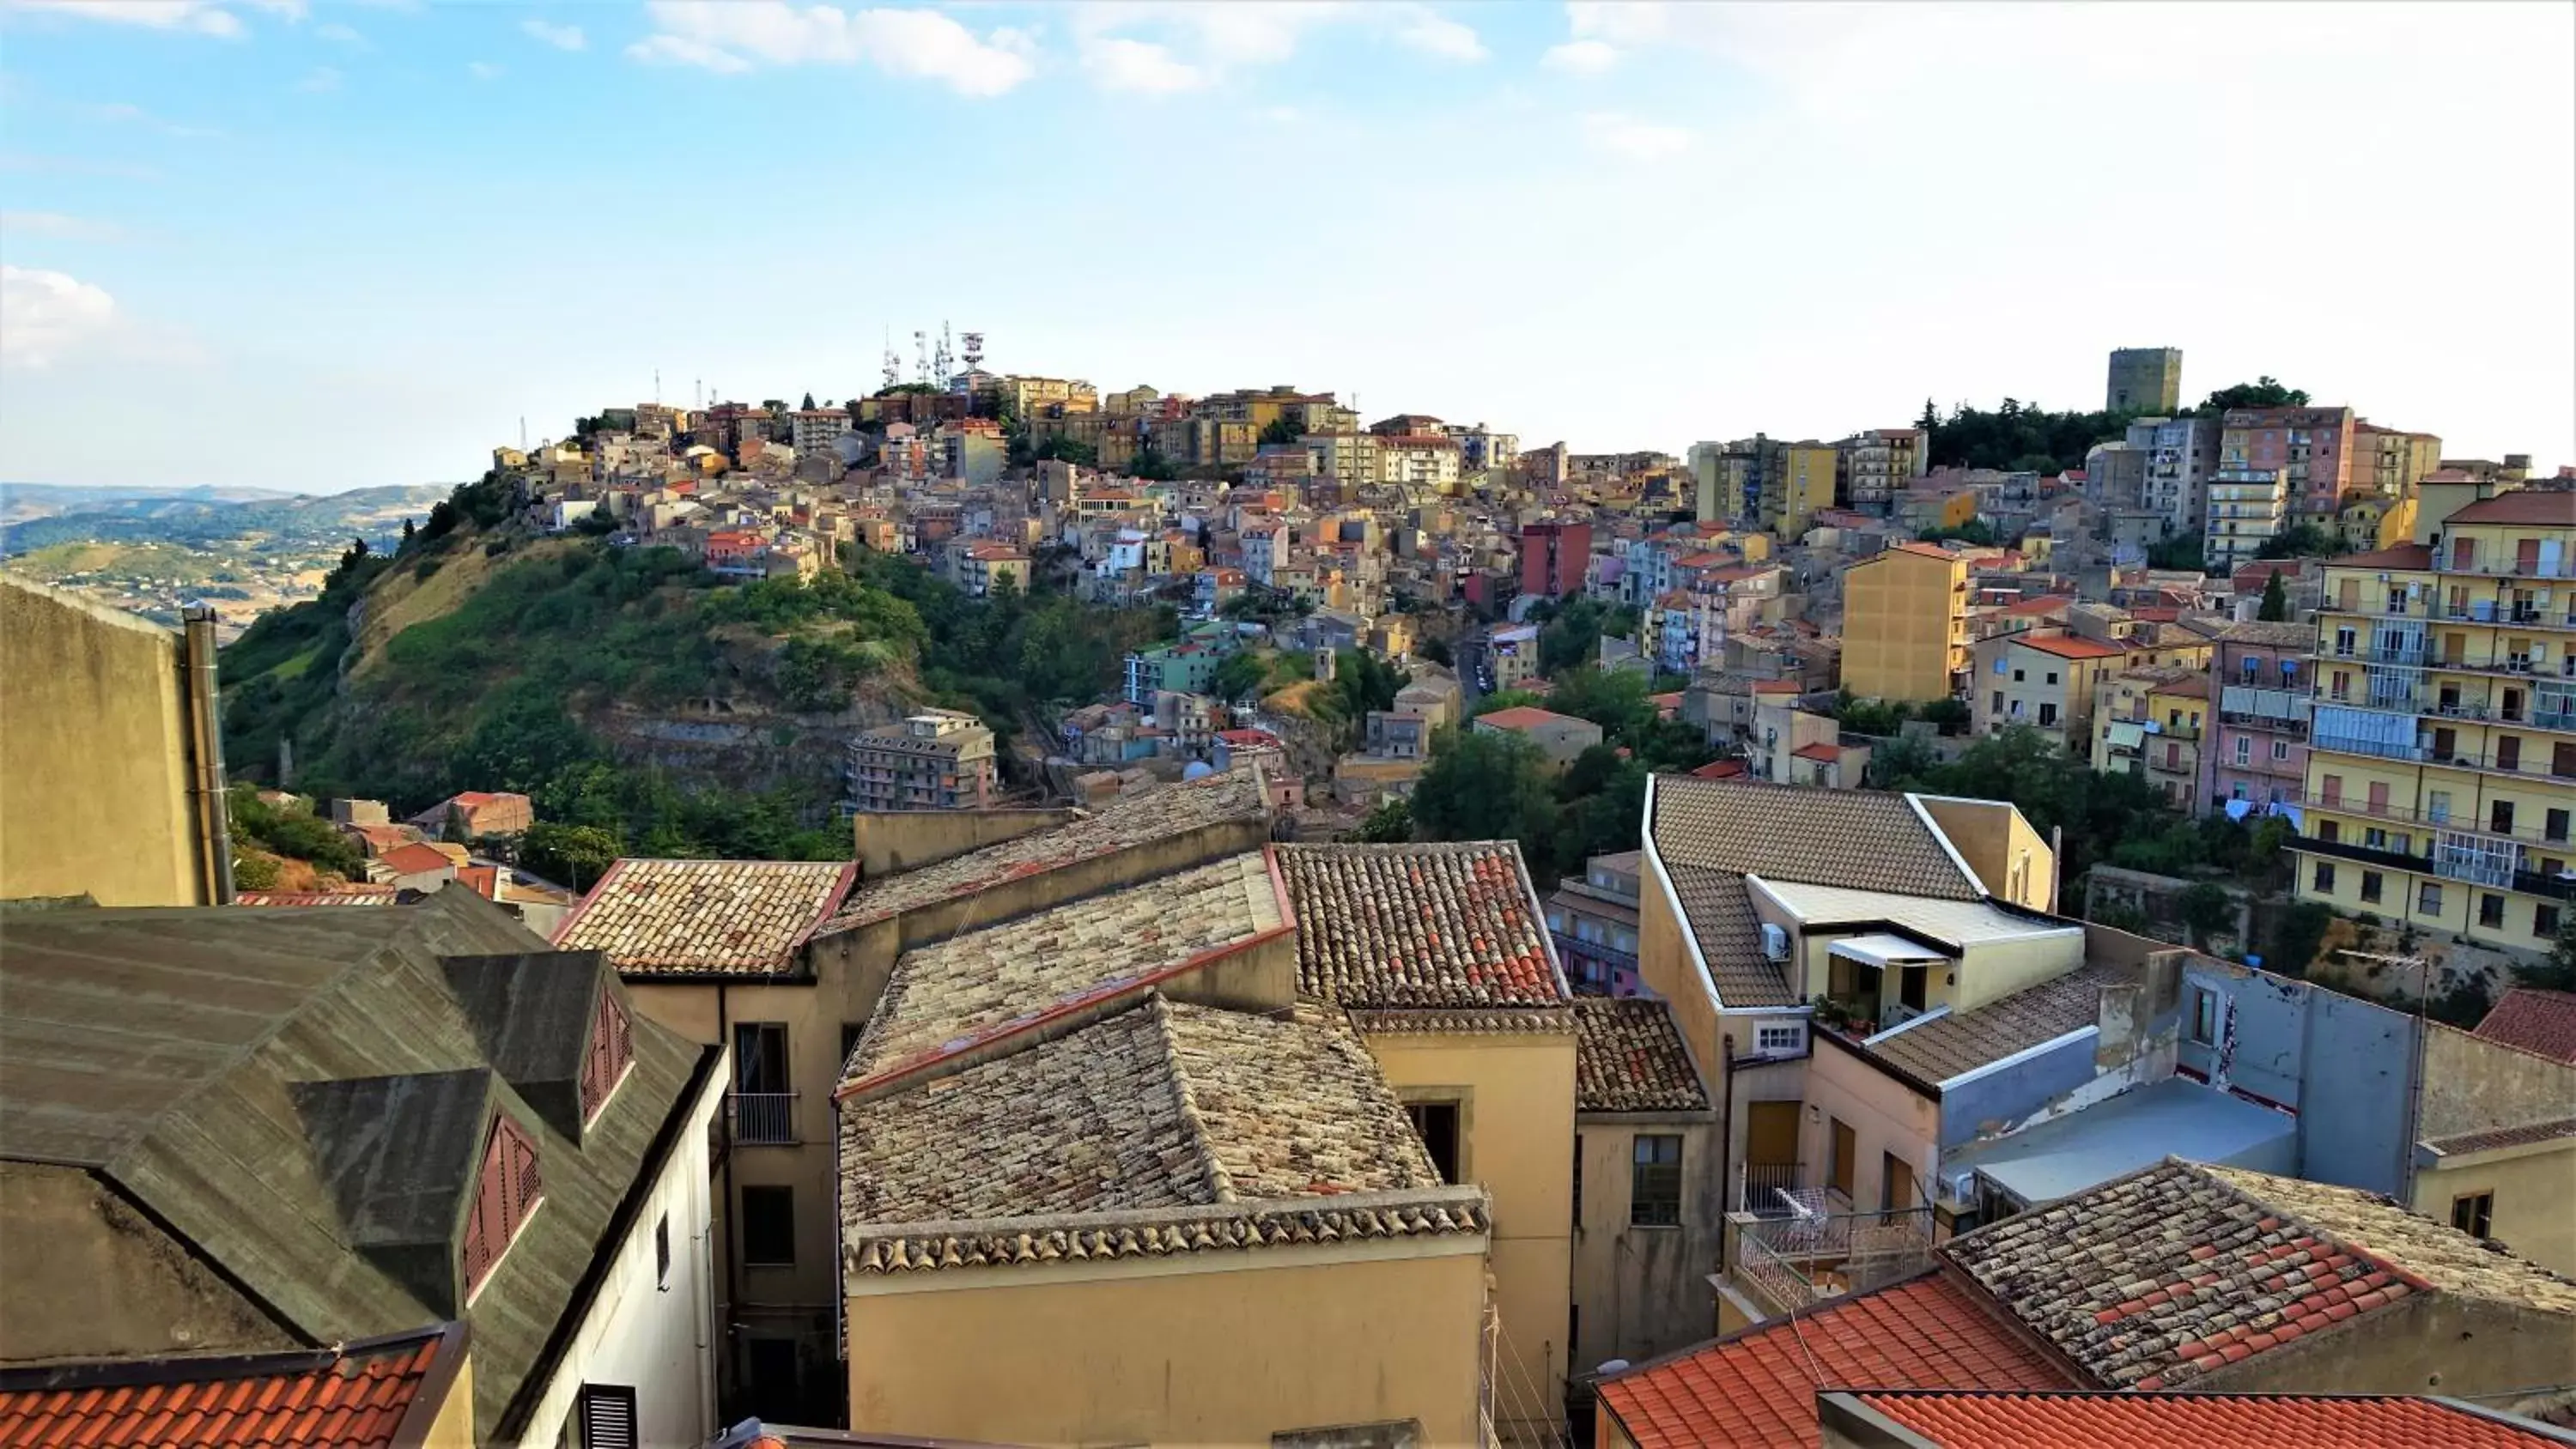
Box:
(1519, 520), (1592, 598)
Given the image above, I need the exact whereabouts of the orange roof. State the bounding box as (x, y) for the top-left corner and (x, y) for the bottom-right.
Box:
(1689, 759), (1747, 779)
(1847, 1391), (2558, 1447)
(2475, 987), (2576, 1064)
(2445, 490), (2576, 525)
(0, 1324), (457, 1449)
(1475, 705), (1586, 731)
(1791, 742), (1843, 762)
(1997, 594), (2075, 617)
(1881, 542), (1962, 562)
(458, 864), (501, 899)
(233, 890), (399, 906)
(2015, 632), (2127, 661)
(378, 842), (454, 876)
(1597, 1274), (2075, 1449)
(1751, 680), (1799, 694)
(2324, 543), (2434, 570)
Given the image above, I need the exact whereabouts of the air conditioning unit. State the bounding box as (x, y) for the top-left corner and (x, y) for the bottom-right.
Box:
(1941, 1167), (1979, 1204)
(1760, 923), (1791, 961)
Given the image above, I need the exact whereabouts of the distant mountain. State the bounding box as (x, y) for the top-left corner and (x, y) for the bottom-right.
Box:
(0, 482), (453, 555)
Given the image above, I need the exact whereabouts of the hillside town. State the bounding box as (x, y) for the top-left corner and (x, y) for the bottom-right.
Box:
(4, 336), (2575, 1449)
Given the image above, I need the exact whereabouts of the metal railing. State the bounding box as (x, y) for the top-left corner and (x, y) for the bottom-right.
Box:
(1734, 1204), (1938, 1313)
(728, 1092), (799, 1146)
(1739, 1163), (1806, 1216)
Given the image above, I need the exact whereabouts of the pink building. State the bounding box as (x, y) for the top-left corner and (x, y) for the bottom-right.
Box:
(2201, 620), (2314, 815)
(1519, 520), (1592, 599)
(2220, 407), (2356, 522)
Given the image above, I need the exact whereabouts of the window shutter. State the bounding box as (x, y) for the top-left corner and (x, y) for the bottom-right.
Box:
(577, 1385), (640, 1449)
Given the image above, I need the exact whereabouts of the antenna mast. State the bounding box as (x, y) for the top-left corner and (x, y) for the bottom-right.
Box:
(913, 330), (930, 387)
(934, 321), (955, 391)
(882, 329), (900, 392)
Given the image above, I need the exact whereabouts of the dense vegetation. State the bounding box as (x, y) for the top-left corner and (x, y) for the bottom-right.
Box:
(1918, 378), (2307, 475)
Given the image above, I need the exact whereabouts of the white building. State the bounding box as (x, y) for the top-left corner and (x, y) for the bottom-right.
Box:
(789, 408), (853, 457)
(2137, 415), (2219, 540)
(2205, 467), (2287, 572)
(1378, 434), (1463, 490)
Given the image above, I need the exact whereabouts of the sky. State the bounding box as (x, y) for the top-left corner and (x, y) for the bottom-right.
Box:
(2, 0), (2571, 494)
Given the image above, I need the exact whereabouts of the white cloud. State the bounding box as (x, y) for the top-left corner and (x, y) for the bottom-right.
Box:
(520, 18), (584, 51)
(1081, 35), (1205, 94)
(6, 0), (243, 36)
(315, 21), (362, 44)
(1541, 39), (1616, 74)
(82, 100), (220, 137)
(626, 2), (1035, 95)
(240, 0), (303, 19)
(1581, 110), (1690, 160)
(467, 59), (501, 80)
(1389, 4), (1485, 62)
(0, 210), (129, 241)
(295, 64), (340, 91)
(0, 265), (118, 369)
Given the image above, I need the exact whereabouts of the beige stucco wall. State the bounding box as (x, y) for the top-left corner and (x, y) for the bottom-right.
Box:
(1571, 1114), (1722, 1373)
(1915, 797), (2056, 912)
(2414, 1144), (2576, 1279)
(850, 807), (1078, 878)
(1801, 1046), (1938, 1209)
(2205, 1294), (2576, 1401)
(423, 1355), (477, 1449)
(0, 1161), (294, 1361)
(1, 576), (207, 906)
(1365, 1032), (1575, 1440)
(2417, 1023), (2576, 1141)
(1948, 929), (2087, 1014)
(844, 1246), (1488, 1446)
(1842, 549), (1966, 704)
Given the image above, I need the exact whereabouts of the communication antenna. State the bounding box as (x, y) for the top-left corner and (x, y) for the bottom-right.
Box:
(696, 377), (703, 409)
(654, 368), (662, 405)
(913, 330), (930, 386)
(519, 416), (526, 449)
(934, 321), (955, 390)
(962, 330), (985, 373)
(882, 329), (900, 391)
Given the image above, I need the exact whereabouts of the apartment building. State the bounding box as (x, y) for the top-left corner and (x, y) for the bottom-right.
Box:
(1834, 428), (1929, 514)
(2105, 346), (2184, 412)
(2135, 414), (2218, 539)
(1842, 543), (1971, 704)
(846, 710), (999, 812)
(2204, 464), (2289, 573)
(2090, 666), (2208, 808)
(1455, 423), (1517, 476)
(2221, 405), (2358, 522)
(1771, 442), (1838, 538)
(1971, 629), (2133, 749)
(2202, 619), (2315, 812)
(1303, 431), (1383, 493)
(1379, 433), (1462, 490)
(1000, 374), (1097, 419)
(2354, 420), (2444, 500)
(950, 540), (1025, 597)
(2293, 488), (2576, 958)
(788, 407), (852, 456)
(1520, 519), (1592, 599)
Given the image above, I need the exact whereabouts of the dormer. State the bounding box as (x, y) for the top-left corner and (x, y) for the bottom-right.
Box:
(440, 951), (634, 1143)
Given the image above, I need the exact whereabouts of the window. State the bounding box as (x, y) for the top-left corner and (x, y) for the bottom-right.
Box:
(734, 1022), (790, 1094)
(2318, 819), (2340, 844)
(2321, 773), (2343, 807)
(841, 1022), (866, 1069)
(575, 1385), (640, 1449)
(1571, 1136), (1583, 1228)
(740, 1185), (796, 1267)
(1406, 1100), (1462, 1183)
(2538, 904), (2563, 939)
(2480, 894), (2506, 930)
(1756, 1022), (1805, 1056)
(2272, 739), (2291, 761)
(2492, 800), (2517, 835)
(1630, 1135), (1682, 1227)
(1828, 1118), (1857, 1198)
(2360, 871), (2383, 905)
(2044, 671), (2059, 686)
(1991, 691), (2004, 712)
(2451, 1191), (2494, 1240)
(2190, 986), (2223, 1046)
(2314, 862), (2337, 894)
(2497, 736), (2521, 772)
(580, 989), (635, 1125)
(2234, 737), (2252, 766)
(2038, 703), (2059, 727)
(2013, 669), (2026, 682)
(655, 1214), (671, 1290)
(463, 1114), (544, 1298)
(2556, 743), (2576, 779)
(2550, 809), (2573, 844)
(2419, 882), (2444, 916)
(2429, 790), (2453, 826)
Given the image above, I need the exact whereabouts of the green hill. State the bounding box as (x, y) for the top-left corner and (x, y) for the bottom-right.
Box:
(220, 472), (1175, 863)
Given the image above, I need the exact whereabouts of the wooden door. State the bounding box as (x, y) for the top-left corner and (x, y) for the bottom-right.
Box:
(1746, 1100), (1798, 1167)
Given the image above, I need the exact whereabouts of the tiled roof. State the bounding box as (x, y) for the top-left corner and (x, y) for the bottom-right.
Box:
(1652, 776), (1980, 901)
(1942, 1158), (2576, 1392)
(1272, 843), (1569, 1009)
(1595, 1273), (2075, 1449)
(1475, 705), (1589, 731)
(2014, 631), (2128, 661)
(554, 858), (858, 974)
(1664, 864), (1795, 1008)
(233, 889), (399, 906)
(822, 772), (1268, 932)
(2327, 543), (2436, 569)
(1791, 742), (1843, 762)
(2447, 491), (2576, 525)
(2475, 988), (2576, 1064)
(2421, 1116), (2576, 1157)
(1847, 1391), (2561, 1447)
(841, 997), (1484, 1272)
(841, 852), (1288, 1091)
(1572, 998), (1708, 1113)
(1859, 961), (2124, 1089)
(376, 842), (455, 876)
(0, 1325), (458, 1449)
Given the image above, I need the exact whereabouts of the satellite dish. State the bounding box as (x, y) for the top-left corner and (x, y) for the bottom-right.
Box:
(1182, 761), (1215, 780)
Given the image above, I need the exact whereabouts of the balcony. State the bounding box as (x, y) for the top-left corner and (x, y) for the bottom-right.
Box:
(1739, 1161), (1805, 1216)
(727, 1091), (800, 1146)
(1731, 1203), (1938, 1315)
(2294, 832), (2576, 903)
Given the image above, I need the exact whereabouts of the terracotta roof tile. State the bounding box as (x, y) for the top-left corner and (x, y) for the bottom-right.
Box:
(1850, 1390), (2561, 1446)
(554, 858), (858, 974)
(1572, 998), (1708, 1113)
(2474, 988), (2576, 1064)
(0, 1325), (453, 1449)
(231, 889), (400, 907)
(1652, 777), (1980, 901)
(2014, 631), (2128, 661)
(823, 772), (1269, 933)
(1664, 865), (1795, 1008)
(1596, 1273), (2075, 1449)
(841, 852), (1287, 1091)
(2421, 1116), (2576, 1157)
(1942, 1158), (2576, 1392)
(2445, 491), (2576, 525)
(1273, 843), (1569, 1009)
(1474, 705), (1591, 732)
(1861, 961), (2126, 1088)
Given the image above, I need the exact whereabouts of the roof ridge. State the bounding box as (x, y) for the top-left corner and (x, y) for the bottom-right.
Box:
(2181, 1159), (2426, 1288)
(1142, 995), (1241, 1204)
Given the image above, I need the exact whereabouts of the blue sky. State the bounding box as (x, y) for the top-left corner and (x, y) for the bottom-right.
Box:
(3, 1), (2571, 494)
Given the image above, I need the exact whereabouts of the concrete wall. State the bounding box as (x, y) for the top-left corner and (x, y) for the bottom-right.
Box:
(1937, 1030), (2099, 1151)
(422, 1357), (477, 1449)
(1802, 1041), (1939, 1209)
(2415, 1143), (2576, 1278)
(1915, 797), (2056, 912)
(1571, 1113), (1722, 1373)
(0, 1161), (295, 1361)
(864, 817), (1273, 956)
(2417, 1022), (2576, 1140)
(843, 1246), (1488, 1447)
(1365, 1031), (1575, 1443)
(2174, 959), (2416, 1196)
(2208, 1294), (2576, 1402)
(2, 576), (208, 906)
(1948, 929), (2087, 1014)
(517, 1047), (724, 1449)
(850, 807), (1078, 878)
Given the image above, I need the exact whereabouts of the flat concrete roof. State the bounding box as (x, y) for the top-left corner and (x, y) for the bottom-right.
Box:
(1953, 1077), (2295, 1208)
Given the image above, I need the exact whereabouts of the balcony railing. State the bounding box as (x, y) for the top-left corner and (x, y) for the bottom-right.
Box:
(1739, 1162), (1805, 1216)
(1734, 1204), (1938, 1314)
(728, 1091), (799, 1146)
(2296, 793), (2574, 850)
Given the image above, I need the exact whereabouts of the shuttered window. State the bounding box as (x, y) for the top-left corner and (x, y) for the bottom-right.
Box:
(463, 1113), (544, 1299)
(576, 1385), (639, 1449)
(580, 989), (635, 1125)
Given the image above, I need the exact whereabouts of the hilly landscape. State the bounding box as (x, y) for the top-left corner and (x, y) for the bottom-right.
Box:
(216, 472), (1173, 868)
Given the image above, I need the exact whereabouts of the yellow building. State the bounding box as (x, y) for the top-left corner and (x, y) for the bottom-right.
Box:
(1840, 543), (1970, 704)
(1770, 442), (1837, 538)
(2354, 421), (2443, 500)
(2, 575), (229, 907)
(2292, 488), (2576, 960)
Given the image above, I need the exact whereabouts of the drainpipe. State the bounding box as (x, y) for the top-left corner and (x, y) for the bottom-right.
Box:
(181, 605), (234, 905)
(716, 981), (739, 1398)
(1716, 1031), (1735, 1269)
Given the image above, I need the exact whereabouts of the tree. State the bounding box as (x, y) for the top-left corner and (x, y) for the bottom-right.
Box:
(2267, 902), (2333, 976)
(800, 391), (817, 411)
(1354, 796), (1413, 844)
(1917, 519), (1999, 547)
(2146, 533), (2207, 572)
(401, 518), (416, 546)
(2175, 882), (2234, 949)
(2256, 523), (2336, 561)
(520, 822), (624, 893)
(1418, 637), (1453, 667)
(1917, 398), (1940, 432)
(1258, 415), (1301, 447)
(1211, 651), (1271, 702)
(1411, 727), (1556, 846)
(2196, 377), (2309, 415)
(1131, 440), (1180, 482)
(2523, 909), (2576, 993)
(2257, 570), (2290, 621)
